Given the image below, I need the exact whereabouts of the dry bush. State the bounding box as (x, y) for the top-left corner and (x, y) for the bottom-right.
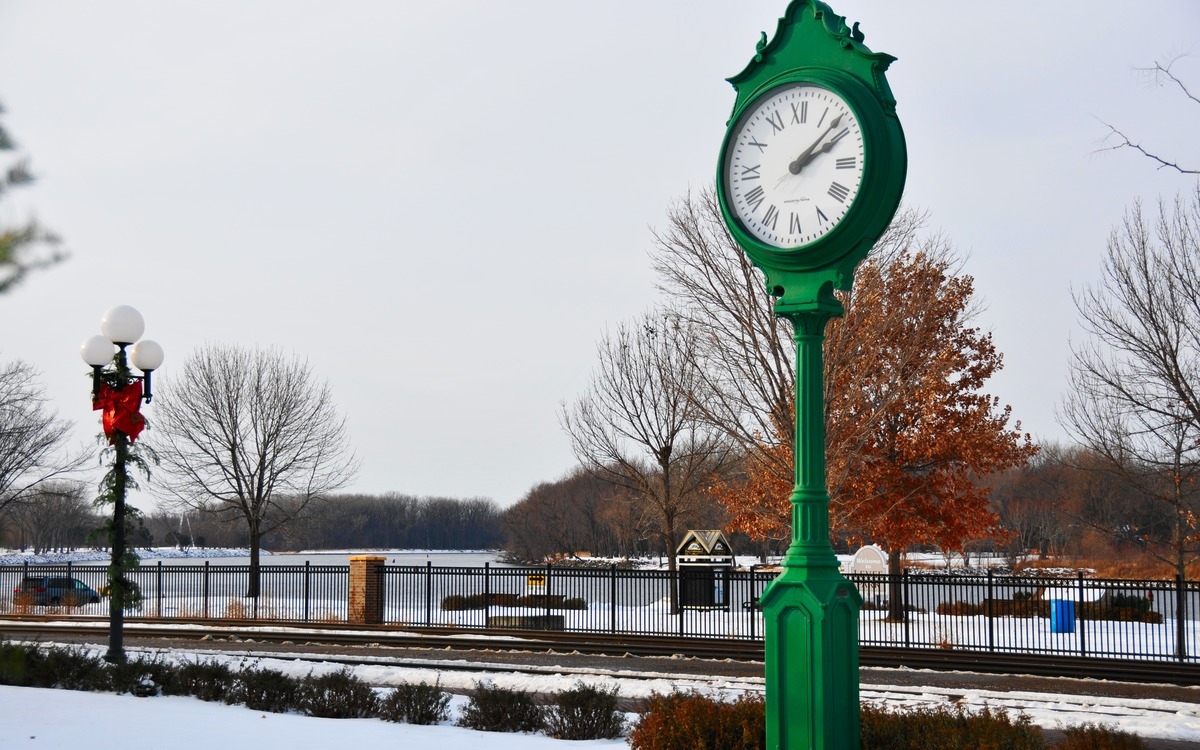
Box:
(2, 596), (33, 615)
(297, 668), (378, 718)
(936, 601), (983, 617)
(457, 681), (545, 733)
(311, 609), (344, 623)
(900, 559), (939, 571)
(440, 595), (474, 611)
(172, 602), (205, 619)
(545, 681), (625, 740)
(516, 594), (566, 609)
(379, 680), (451, 725)
(861, 703), (1044, 749)
(1101, 554), (1200, 580)
(162, 658), (236, 701)
(222, 598), (249, 619)
(629, 691), (764, 750)
(1055, 723), (1145, 749)
(1023, 548), (1200, 580)
(1074, 529), (1123, 562)
(219, 597), (280, 620)
(228, 666), (300, 713)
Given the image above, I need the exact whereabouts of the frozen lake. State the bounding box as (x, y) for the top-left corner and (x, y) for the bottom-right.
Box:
(137, 550), (506, 567)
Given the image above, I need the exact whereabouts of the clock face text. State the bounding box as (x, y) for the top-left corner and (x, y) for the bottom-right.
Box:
(724, 83), (866, 249)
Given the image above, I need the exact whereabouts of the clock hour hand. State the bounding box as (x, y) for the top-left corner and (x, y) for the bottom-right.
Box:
(787, 113), (843, 175)
(795, 138), (838, 170)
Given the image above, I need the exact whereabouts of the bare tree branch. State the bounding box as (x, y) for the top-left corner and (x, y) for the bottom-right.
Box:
(0, 357), (88, 515)
(149, 344), (359, 595)
(1096, 57), (1199, 175)
(560, 309), (733, 581)
(1061, 186), (1200, 581)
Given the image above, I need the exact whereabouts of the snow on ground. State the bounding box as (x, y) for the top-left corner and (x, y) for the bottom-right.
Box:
(0, 685), (627, 750)
(3, 640), (1200, 747)
(0, 547), (254, 565)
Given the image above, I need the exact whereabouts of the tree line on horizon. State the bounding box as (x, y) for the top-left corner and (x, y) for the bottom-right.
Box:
(0, 489), (504, 555)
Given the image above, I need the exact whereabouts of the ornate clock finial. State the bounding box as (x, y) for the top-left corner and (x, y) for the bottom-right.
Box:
(851, 21), (864, 43)
(755, 31), (768, 61)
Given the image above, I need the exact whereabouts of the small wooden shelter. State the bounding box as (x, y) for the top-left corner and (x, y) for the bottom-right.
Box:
(676, 529), (735, 610)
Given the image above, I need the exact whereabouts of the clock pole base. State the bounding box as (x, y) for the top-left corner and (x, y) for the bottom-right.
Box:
(761, 561), (861, 750)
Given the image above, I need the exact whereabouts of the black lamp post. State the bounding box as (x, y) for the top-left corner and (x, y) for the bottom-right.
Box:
(80, 305), (163, 663)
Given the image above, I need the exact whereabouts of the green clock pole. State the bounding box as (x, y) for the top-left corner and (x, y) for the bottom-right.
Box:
(762, 298), (861, 750)
(713, 2), (906, 748)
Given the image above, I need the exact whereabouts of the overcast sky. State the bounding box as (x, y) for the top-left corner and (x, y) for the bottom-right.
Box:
(1, 1), (1197, 512)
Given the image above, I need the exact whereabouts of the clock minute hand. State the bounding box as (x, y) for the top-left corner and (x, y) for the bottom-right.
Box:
(787, 112), (843, 175)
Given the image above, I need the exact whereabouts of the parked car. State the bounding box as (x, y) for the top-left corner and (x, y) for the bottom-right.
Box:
(13, 576), (102, 606)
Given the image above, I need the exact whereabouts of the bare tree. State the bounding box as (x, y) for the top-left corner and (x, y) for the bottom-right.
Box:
(503, 468), (625, 563)
(0, 357), (85, 514)
(649, 186), (934, 483)
(560, 309), (732, 586)
(985, 447), (1084, 569)
(649, 189), (796, 478)
(1061, 186), (1200, 588)
(7, 481), (97, 553)
(150, 344), (358, 596)
(1098, 58), (1198, 175)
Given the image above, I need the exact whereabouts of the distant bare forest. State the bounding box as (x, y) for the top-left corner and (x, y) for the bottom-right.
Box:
(1, 490), (504, 553)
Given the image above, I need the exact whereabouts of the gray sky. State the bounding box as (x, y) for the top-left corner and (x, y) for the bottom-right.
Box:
(1, 1), (1197, 511)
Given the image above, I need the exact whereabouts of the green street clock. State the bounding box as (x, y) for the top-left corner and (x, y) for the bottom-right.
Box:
(723, 82), (865, 249)
(713, 2), (907, 749)
(716, 0), (906, 310)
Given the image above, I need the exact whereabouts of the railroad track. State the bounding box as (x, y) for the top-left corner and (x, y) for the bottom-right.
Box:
(3, 615), (1199, 687)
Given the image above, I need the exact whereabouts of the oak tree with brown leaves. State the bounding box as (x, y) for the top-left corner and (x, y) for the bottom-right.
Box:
(827, 254), (1036, 593)
(651, 187), (928, 505)
(704, 248), (1036, 619)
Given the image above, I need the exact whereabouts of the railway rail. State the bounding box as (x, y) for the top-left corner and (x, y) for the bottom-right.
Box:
(4, 614), (1200, 687)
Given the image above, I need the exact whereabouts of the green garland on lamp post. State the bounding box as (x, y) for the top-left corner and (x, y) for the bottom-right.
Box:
(80, 305), (164, 664)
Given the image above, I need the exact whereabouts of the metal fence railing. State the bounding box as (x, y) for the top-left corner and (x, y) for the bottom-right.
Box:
(2, 562), (1196, 663)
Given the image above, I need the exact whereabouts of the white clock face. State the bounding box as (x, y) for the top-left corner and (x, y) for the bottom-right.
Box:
(723, 83), (866, 249)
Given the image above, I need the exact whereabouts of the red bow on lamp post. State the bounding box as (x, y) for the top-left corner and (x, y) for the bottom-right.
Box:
(79, 304), (165, 665)
(93, 380), (146, 443)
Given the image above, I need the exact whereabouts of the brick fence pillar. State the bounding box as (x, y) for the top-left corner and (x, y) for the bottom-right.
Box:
(348, 555), (385, 624)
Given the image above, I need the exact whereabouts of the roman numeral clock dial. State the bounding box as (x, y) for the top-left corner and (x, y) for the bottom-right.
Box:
(723, 83), (866, 249)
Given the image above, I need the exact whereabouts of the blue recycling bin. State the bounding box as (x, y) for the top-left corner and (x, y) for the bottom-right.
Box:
(1049, 599), (1076, 633)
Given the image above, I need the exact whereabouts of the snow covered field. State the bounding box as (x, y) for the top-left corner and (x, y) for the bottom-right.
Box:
(0, 685), (626, 750)
(4, 641), (1200, 748)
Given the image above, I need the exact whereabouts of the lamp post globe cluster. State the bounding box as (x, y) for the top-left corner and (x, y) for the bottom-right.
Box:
(79, 304), (163, 663)
(81, 305), (164, 398)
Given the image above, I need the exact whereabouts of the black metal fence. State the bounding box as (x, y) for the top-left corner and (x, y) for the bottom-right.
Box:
(2, 561), (348, 621)
(3, 562), (1197, 663)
